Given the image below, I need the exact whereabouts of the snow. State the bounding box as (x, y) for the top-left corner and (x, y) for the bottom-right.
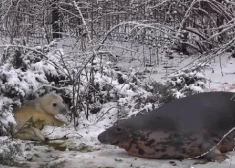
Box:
(0, 96), (15, 126)
(0, 38), (235, 167)
(187, 84), (205, 92)
(204, 54), (235, 92)
(173, 90), (185, 98)
(1, 0), (235, 167)
(44, 54), (234, 168)
(0, 53), (233, 168)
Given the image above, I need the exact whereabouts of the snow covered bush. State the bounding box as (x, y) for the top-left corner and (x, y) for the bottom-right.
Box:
(0, 41), (69, 136)
(109, 65), (206, 119)
(140, 65), (208, 111)
(144, 82), (177, 107)
(78, 60), (151, 119)
(166, 65), (208, 98)
(0, 41), (154, 129)
(91, 63), (208, 120)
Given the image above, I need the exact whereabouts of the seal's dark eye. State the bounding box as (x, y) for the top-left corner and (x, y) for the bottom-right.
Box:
(53, 103), (57, 107)
(116, 127), (122, 132)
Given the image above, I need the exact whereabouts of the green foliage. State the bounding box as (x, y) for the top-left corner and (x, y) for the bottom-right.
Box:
(166, 66), (207, 97)
(23, 117), (45, 129)
(145, 82), (177, 106)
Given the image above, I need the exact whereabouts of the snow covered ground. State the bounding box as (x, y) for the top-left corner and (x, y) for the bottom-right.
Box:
(0, 53), (235, 168)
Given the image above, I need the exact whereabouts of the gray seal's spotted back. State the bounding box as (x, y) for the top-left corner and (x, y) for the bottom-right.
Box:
(98, 91), (235, 162)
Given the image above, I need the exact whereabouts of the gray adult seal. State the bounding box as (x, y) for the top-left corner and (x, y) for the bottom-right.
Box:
(98, 91), (235, 162)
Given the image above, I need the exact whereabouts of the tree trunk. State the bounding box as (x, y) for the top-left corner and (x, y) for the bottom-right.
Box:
(52, 1), (62, 39)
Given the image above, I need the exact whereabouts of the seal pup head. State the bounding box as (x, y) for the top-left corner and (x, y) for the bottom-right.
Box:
(39, 93), (69, 115)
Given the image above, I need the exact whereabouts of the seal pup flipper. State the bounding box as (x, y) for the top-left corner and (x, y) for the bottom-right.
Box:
(201, 142), (229, 162)
(14, 127), (45, 141)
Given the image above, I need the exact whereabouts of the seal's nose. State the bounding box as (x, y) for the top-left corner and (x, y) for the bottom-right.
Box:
(97, 133), (102, 142)
(60, 107), (68, 114)
(98, 132), (105, 142)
